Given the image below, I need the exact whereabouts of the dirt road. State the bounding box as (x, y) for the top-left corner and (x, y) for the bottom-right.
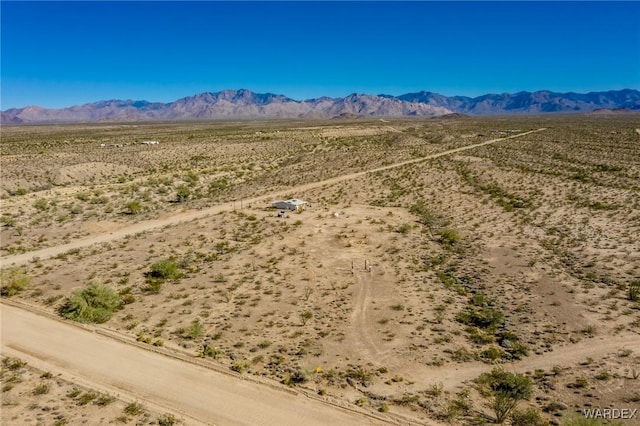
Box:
(0, 303), (389, 426)
(0, 128), (546, 268)
(398, 333), (640, 392)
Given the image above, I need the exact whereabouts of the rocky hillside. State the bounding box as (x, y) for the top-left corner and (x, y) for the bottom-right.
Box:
(2, 88), (638, 123)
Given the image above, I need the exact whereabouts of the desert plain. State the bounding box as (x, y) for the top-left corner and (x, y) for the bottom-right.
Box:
(1, 115), (639, 425)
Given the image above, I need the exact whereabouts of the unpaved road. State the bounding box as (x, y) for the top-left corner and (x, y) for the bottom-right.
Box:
(0, 303), (388, 426)
(3, 303), (638, 426)
(399, 333), (640, 392)
(0, 129), (546, 267)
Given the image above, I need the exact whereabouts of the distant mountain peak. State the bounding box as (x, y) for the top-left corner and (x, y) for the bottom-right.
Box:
(2, 88), (638, 124)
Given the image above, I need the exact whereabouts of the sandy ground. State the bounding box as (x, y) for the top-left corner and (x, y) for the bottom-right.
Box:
(2, 119), (639, 424)
(0, 128), (545, 268)
(1, 303), (391, 426)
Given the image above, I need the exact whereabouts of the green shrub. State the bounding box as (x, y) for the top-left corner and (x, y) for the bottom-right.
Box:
(123, 401), (145, 416)
(158, 414), (178, 426)
(148, 259), (182, 281)
(202, 344), (221, 359)
(32, 383), (50, 395)
(510, 408), (546, 426)
(34, 198), (48, 210)
(76, 391), (98, 405)
(283, 369), (308, 386)
(187, 319), (204, 340)
(124, 200), (142, 215)
(299, 310), (313, 325)
(477, 369), (533, 424)
(480, 347), (507, 361)
(94, 393), (116, 406)
(58, 283), (123, 323)
(457, 305), (504, 331)
(439, 228), (461, 247)
(0, 268), (31, 297)
(175, 184), (191, 202)
(231, 361), (247, 374)
(409, 201), (448, 229)
(629, 280), (640, 302)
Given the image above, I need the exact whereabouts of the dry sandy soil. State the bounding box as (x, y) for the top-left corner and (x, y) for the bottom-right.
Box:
(2, 116), (639, 425)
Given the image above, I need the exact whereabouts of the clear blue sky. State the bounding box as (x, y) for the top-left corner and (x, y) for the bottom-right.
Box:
(2, 1), (639, 109)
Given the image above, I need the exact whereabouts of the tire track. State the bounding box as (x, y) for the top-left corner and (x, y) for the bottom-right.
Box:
(1, 128), (546, 267)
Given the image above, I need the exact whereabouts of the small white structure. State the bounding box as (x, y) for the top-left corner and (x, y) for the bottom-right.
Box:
(272, 199), (308, 212)
(141, 140), (159, 145)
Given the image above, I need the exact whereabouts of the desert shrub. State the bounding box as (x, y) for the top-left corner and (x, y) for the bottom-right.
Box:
(629, 280), (640, 302)
(231, 361), (247, 374)
(299, 310), (313, 325)
(457, 305), (504, 332)
(497, 331), (529, 359)
(439, 228), (461, 247)
(58, 283), (123, 323)
(94, 393), (116, 406)
(32, 383), (50, 395)
(0, 268), (31, 297)
(345, 367), (372, 385)
(123, 401), (145, 416)
(175, 184), (191, 202)
(282, 369), (308, 386)
(201, 344), (221, 359)
(480, 346), (507, 361)
(396, 223), (412, 234)
(186, 319), (204, 340)
(147, 258), (182, 281)
(476, 368), (533, 424)
(124, 200), (142, 215)
(119, 287), (135, 304)
(510, 408), (546, 426)
(567, 377), (589, 389)
(76, 391), (98, 405)
(158, 414), (178, 426)
(208, 178), (229, 195)
(34, 198), (48, 210)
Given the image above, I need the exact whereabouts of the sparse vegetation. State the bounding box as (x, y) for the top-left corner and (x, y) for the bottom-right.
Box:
(2, 117), (639, 425)
(476, 369), (533, 424)
(58, 283), (123, 323)
(0, 267), (31, 296)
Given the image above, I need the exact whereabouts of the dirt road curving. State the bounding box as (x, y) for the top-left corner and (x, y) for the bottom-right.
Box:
(1, 303), (389, 426)
(0, 129), (546, 268)
(397, 333), (640, 392)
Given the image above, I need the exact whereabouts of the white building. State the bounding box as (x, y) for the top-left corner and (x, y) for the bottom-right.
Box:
(141, 140), (159, 145)
(272, 199), (308, 212)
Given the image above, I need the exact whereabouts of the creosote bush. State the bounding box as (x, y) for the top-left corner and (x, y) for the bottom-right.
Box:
(629, 280), (640, 302)
(144, 258), (183, 293)
(147, 258), (182, 281)
(58, 283), (124, 323)
(438, 228), (461, 248)
(0, 268), (31, 297)
(476, 368), (533, 424)
(124, 200), (142, 215)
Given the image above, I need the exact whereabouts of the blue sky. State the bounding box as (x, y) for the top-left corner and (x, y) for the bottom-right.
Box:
(1, 1), (639, 109)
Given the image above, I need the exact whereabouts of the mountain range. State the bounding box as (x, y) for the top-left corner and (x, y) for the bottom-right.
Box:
(2, 88), (639, 124)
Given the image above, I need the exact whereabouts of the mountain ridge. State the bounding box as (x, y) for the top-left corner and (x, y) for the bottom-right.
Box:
(3, 89), (639, 124)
